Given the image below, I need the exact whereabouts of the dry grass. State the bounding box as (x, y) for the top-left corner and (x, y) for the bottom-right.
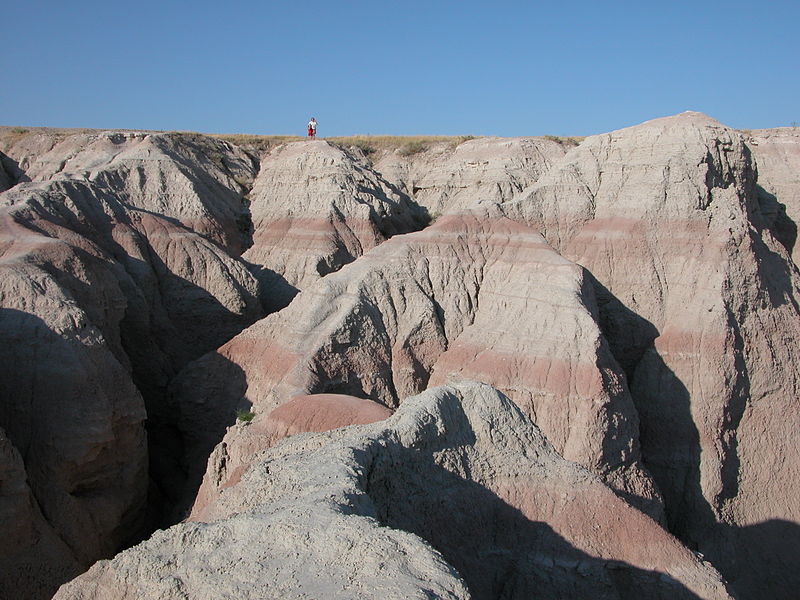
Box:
(209, 134), (304, 155)
(205, 133), (480, 159)
(544, 135), (585, 146)
(327, 135), (478, 157)
(0, 127), (587, 156)
(0, 126), (98, 145)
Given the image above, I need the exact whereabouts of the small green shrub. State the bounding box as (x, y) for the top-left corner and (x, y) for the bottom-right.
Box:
(235, 408), (255, 423)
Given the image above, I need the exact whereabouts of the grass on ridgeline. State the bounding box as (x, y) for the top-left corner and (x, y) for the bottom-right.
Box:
(326, 135), (477, 157)
(0, 127), (586, 157)
(209, 133), (479, 157)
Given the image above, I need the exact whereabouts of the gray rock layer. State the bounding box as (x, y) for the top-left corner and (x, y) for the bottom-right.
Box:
(506, 111), (800, 599)
(372, 136), (569, 215)
(0, 129), (258, 254)
(0, 131), (264, 596)
(176, 210), (662, 522)
(242, 140), (428, 311)
(747, 127), (800, 262)
(56, 383), (733, 600)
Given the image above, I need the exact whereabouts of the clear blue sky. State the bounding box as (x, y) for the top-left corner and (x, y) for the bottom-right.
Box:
(3, 0), (798, 137)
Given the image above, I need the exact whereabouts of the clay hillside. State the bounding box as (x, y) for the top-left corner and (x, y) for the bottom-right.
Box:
(1, 113), (799, 600)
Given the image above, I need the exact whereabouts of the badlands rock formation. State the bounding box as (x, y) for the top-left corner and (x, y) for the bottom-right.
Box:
(747, 127), (800, 261)
(506, 112), (800, 599)
(0, 128), (263, 598)
(0, 427), (80, 600)
(0, 129), (257, 254)
(56, 383), (733, 600)
(0, 116), (798, 600)
(241, 140), (428, 311)
(0, 153), (15, 192)
(372, 136), (570, 215)
(177, 209), (662, 522)
(190, 393), (393, 522)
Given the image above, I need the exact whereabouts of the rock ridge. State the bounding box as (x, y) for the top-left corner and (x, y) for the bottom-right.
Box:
(176, 208), (662, 522)
(1, 116), (799, 599)
(504, 111), (800, 599)
(56, 382), (733, 600)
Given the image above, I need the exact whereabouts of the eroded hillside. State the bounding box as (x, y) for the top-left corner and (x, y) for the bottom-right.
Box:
(1, 117), (799, 600)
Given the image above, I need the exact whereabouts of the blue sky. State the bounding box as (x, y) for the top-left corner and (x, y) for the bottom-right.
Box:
(3, 0), (798, 136)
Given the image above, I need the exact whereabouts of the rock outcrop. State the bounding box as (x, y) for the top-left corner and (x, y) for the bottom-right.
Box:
(0, 130), (264, 596)
(175, 210), (661, 521)
(0, 427), (81, 600)
(372, 136), (570, 215)
(507, 111), (800, 599)
(0, 152), (15, 192)
(0, 128), (258, 254)
(3, 117), (800, 600)
(241, 140), (428, 310)
(56, 383), (733, 600)
(0, 207), (150, 572)
(746, 127), (800, 262)
(190, 393), (393, 521)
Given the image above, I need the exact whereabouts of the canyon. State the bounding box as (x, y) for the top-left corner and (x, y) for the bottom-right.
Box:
(1, 114), (798, 599)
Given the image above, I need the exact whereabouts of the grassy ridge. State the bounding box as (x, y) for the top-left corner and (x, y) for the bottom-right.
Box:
(0, 127), (586, 157)
(209, 133), (478, 157)
(210, 133), (585, 157)
(326, 135), (477, 156)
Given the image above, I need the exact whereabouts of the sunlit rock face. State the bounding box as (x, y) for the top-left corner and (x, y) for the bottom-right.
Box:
(372, 135), (570, 215)
(0, 129), (263, 598)
(175, 209), (662, 523)
(506, 112), (800, 599)
(2, 115), (799, 600)
(56, 383), (733, 600)
(241, 140), (429, 311)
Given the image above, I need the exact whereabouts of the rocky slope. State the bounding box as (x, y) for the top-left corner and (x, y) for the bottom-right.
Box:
(505, 112), (800, 599)
(0, 427), (81, 599)
(56, 383), (733, 600)
(175, 209), (663, 523)
(0, 129), (263, 598)
(0, 117), (798, 600)
(241, 140), (428, 311)
(746, 127), (800, 262)
(372, 136), (570, 215)
(238, 136), (569, 312)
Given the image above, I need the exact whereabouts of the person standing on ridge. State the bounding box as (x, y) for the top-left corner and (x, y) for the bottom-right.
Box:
(307, 117), (317, 139)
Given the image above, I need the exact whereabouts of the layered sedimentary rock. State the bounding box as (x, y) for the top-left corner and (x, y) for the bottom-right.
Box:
(506, 111), (800, 599)
(0, 128), (257, 254)
(176, 210), (661, 521)
(241, 140), (428, 310)
(0, 130), (263, 596)
(0, 427), (81, 600)
(3, 116), (800, 599)
(372, 136), (570, 215)
(56, 383), (732, 600)
(191, 393), (393, 521)
(747, 127), (800, 262)
(0, 214), (148, 599)
(0, 152), (14, 192)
